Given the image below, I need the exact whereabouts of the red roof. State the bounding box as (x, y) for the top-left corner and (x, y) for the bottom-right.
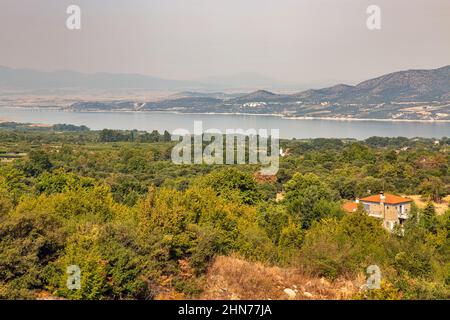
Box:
(360, 193), (412, 205)
(342, 202), (358, 213)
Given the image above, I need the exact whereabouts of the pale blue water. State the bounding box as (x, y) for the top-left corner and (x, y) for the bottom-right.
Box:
(0, 109), (449, 140)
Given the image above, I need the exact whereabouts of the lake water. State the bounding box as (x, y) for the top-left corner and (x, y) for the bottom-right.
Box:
(0, 109), (449, 140)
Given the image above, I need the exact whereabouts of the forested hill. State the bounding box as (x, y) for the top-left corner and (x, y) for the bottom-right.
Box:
(0, 126), (449, 300)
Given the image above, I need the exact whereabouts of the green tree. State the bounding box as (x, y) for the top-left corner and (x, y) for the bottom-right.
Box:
(418, 177), (447, 203)
(23, 150), (53, 177)
(283, 173), (341, 229)
(420, 203), (439, 234)
(198, 168), (260, 205)
(300, 211), (388, 279)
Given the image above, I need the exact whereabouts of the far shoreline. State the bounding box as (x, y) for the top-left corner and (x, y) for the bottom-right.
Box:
(1, 107), (450, 123)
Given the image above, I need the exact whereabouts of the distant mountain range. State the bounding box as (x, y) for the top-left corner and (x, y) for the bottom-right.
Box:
(1, 65), (449, 120)
(294, 65), (450, 104)
(207, 65), (449, 105)
(0, 66), (199, 91)
(0, 66), (295, 92)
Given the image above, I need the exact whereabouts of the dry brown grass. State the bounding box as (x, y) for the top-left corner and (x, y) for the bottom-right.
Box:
(406, 194), (450, 215)
(199, 255), (364, 300)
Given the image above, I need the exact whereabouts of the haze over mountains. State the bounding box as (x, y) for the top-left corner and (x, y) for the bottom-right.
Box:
(0, 66), (199, 91)
(0, 66), (295, 92)
(1, 65), (449, 120)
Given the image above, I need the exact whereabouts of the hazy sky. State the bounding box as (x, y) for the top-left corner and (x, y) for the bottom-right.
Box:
(1, 0), (449, 87)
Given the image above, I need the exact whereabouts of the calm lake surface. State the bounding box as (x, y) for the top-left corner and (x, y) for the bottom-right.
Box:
(0, 109), (449, 140)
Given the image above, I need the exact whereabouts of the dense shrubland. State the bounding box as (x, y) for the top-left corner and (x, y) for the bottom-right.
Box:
(0, 126), (449, 299)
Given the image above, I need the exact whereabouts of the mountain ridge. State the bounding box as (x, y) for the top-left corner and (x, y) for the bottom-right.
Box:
(2, 65), (449, 120)
(67, 65), (450, 120)
(293, 65), (450, 104)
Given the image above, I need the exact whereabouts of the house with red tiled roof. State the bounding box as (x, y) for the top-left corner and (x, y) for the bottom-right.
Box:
(342, 201), (358, 213)
(343, 192), (413, 231)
